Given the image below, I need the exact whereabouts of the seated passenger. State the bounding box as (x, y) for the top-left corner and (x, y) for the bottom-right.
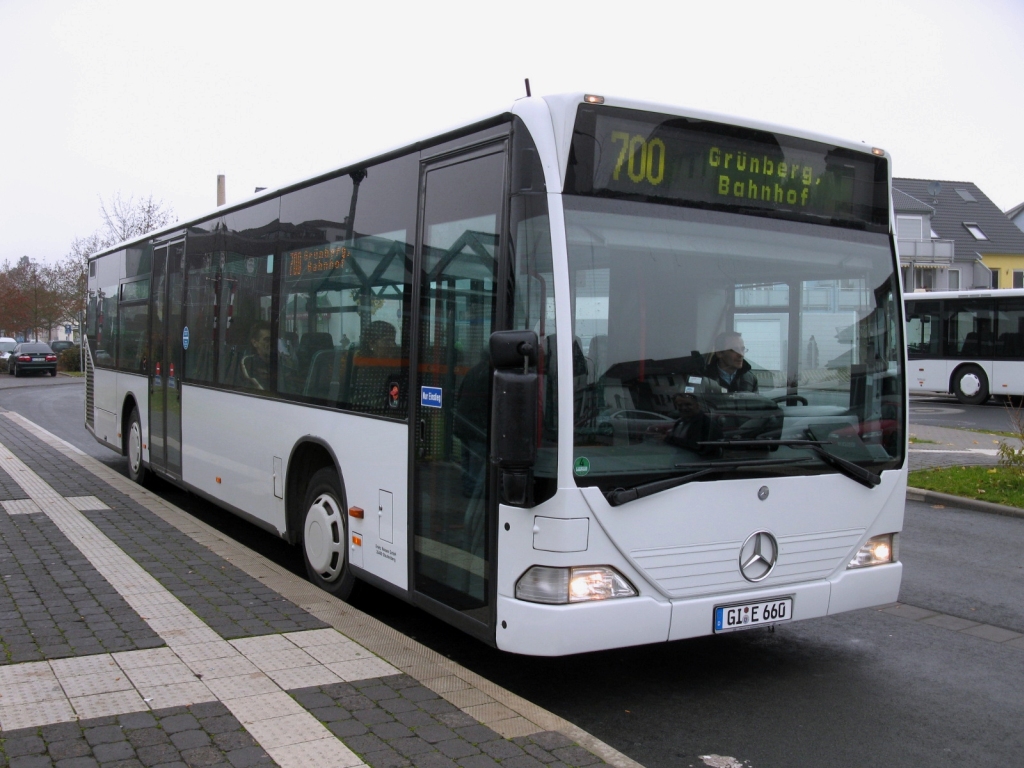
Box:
(240, 321), (271, 391)
(358, 320), (400, 360)
(704, 331), (758, 393)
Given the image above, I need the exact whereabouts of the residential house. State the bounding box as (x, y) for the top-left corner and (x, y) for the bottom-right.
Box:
(1007, 200), (1024, 233)
(893, 178), (1024, 291)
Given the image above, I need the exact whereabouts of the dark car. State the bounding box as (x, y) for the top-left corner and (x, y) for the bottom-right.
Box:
(50, 340), (75, 354)
(8, 342), (58, 377)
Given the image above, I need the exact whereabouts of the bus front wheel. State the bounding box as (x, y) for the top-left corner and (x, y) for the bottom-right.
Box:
(301, 468), (356, 600)
(126, 407), (148, 485)
(953, 365), (990, 405)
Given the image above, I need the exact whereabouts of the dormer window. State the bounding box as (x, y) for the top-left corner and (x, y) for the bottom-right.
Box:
(964, 222), (988, 240)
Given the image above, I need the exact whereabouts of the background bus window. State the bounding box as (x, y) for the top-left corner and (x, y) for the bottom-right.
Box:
(87, 251), (121, 368)
(118, 278), (150, 373)
(277, 156), (415, 413)
(904, 300), (941, 356)
(996, 298), (1024, 359)
(947, 301), (995, 357)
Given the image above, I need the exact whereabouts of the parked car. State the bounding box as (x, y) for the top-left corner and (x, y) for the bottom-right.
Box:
(0, 337), (17, 361)
(50, 340), (75, 354)
(8, 342), (58, 377)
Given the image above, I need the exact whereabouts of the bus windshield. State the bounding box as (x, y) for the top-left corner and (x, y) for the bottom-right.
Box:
(565, 197), (904, 492)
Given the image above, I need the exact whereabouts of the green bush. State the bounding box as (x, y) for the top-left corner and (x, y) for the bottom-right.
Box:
(0, 358), (7, 374)
(59, 346), (81, 371)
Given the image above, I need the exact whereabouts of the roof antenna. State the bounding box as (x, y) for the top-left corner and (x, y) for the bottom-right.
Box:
(524, 78), (532, 97)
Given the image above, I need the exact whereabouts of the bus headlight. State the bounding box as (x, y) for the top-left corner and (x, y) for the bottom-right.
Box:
(848, 533), (898, 569)
(515, 566), (637, 604)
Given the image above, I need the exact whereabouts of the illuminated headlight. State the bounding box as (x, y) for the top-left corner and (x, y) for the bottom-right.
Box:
(848, 533), (898, 569)
(515, 565), (637, 604)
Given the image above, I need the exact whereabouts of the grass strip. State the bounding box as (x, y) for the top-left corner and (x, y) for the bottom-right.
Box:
(908, 465), (1024, 508)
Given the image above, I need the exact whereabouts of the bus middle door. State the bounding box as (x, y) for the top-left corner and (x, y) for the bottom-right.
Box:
(149, 240), (185, 479)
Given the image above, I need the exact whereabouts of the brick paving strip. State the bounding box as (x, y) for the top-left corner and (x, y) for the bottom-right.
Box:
(0, 411), (638, 768)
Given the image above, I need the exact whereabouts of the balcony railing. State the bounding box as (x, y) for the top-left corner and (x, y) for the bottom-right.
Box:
(898, 238), (955, 264)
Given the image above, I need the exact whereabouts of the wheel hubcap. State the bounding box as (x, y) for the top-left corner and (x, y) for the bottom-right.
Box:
(960, 374), (981, 397)
(304, 493), (345, 581)
(129, 423), (142, 474)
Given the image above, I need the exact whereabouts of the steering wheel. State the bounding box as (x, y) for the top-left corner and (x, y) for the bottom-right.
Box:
(773, 394), (809, 406)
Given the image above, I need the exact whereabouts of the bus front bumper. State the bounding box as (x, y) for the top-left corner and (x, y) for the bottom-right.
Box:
(495, 563), (902, 655)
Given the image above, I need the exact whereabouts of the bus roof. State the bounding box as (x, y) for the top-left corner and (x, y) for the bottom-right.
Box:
(89, 93), (891, 261)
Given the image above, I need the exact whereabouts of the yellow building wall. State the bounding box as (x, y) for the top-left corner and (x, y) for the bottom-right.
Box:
(981, 254), (1024, 288)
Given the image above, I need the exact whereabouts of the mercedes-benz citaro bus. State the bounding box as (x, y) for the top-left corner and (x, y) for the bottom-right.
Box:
(85, 94), (906, 655)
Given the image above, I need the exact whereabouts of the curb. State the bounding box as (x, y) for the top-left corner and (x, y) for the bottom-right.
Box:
(907, 486), (1024, 520)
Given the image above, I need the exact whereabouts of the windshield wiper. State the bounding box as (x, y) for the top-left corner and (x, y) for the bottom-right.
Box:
(698, 439), (882, 489)
(606, 457), (807, 507)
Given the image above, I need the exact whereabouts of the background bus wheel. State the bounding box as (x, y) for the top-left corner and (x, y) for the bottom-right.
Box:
(953, 365), (989, 405)
(126, 407), (148, 485)
(302, 468), (356, 600)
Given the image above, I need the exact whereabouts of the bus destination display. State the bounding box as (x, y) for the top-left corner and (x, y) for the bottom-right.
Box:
(567, 106), (889, 231)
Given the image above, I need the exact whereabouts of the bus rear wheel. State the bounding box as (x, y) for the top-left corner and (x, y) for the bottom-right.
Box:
(301, 468), (356, 600)
(126, 407), (148, 485)
(953, 365), (990, 405)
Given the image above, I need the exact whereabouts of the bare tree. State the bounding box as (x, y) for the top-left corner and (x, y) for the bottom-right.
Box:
(98, 192), (176, 247)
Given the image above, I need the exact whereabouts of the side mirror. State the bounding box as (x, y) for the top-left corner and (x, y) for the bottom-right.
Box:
(489, 330), (539, 506)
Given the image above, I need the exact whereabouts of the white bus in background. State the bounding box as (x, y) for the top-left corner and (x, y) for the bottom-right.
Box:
(85, 93), (905, 655)
(904, 288), (1024, 404)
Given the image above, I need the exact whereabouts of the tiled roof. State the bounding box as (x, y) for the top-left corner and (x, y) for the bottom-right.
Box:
(1006, 200), (1024, 220)
(892, 188), (933, 214)
(893, 178), (1024, 260)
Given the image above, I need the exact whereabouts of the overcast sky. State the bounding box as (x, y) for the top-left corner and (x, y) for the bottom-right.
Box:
(2, 0), (1023, 266)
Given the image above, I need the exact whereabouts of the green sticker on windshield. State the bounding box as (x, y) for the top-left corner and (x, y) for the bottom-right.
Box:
(574, 457), (591, 476)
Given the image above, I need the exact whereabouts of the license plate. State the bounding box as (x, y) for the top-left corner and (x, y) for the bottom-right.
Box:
(714, 597), (792, 633)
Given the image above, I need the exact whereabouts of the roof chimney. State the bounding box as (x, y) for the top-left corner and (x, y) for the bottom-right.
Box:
(217, 175), (226, 206)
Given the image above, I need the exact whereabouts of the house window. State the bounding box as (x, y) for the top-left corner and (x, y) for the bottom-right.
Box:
(992, 270), (1000, 289)
(964, 222), (988, 240)
(916, 268), (934, 291)
(948, 269), (960, 291)
(897, 216), (924, 240)
(1014, 271), (1024, 289)
(955, 189), (977, 202)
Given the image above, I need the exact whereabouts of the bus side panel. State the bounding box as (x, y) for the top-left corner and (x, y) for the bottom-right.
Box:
(991, 359), (1023, 397)
(180, 386), (409, 590)
(116, 372), (148, 460)
(93, 368), (120, 449)
(909, 358), (949, 393)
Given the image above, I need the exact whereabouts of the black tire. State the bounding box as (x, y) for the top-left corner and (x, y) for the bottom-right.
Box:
(953, 365), (990, 405)
(126, 407), (148, 485)
(12, 364), (19, 378)
(50, 368), (58, 377)
(301, 467), (357, 600)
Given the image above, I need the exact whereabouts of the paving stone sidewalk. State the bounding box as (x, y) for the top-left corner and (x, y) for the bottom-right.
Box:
(0, 410), (625, 768)
(0, 415), (328, 642)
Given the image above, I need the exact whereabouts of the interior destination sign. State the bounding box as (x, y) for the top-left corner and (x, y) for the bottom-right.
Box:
(565, 105), (889, 232)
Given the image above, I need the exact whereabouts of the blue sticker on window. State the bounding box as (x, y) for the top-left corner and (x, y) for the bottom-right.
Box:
(420, 386), (442, 408)
(182, 326), (190, 350)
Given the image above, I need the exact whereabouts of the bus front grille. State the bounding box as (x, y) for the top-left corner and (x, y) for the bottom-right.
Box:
(631, 528), (866, 599)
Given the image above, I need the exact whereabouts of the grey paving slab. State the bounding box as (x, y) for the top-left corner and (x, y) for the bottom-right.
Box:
(0, 511), (164, 665)
(0, 463), (28, 502)
(0, 415), (328, 641)
(0, 701), (276, 768)
(294, 674), (611, 768)
(908, 424), (1010, 470)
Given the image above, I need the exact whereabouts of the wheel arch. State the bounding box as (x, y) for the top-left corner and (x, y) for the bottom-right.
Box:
(948, 362), (988, 393)
(285, 437), (346, 546)
(120, 392), (142, 457)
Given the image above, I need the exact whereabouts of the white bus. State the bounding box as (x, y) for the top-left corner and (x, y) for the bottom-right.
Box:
(86, 94), (905, 655)
(904, 288), (1024, 404)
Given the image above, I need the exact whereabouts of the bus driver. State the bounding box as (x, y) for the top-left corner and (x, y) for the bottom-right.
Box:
(704, 331), (758, 393)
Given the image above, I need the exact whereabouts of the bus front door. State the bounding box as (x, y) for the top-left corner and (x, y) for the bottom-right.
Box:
(148, 240), (184, 479)
(411, 143), (507, 632)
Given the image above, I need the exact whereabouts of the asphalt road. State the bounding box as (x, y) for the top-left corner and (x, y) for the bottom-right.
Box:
(909, 392), (1023, 433)
(3, 377), (1023, 767)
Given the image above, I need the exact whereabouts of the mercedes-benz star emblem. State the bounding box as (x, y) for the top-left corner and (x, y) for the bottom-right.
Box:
(739, 530), (778, 582)
(758, 486), (769, 501)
